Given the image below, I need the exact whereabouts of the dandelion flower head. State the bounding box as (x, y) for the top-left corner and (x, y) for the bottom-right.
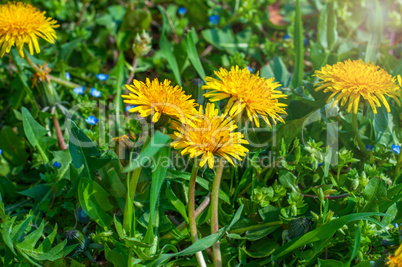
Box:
(202, 66), (288, 128)
(122, 78), (198, 123)
(0, 2), (59, 58)
(171, 103), (249, 169)
(314, 59), (401, 114)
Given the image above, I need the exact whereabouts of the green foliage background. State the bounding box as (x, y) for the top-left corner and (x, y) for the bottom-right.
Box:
(0, 0), (402, 266)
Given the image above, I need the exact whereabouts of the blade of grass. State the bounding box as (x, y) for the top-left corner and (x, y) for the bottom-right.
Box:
(157, 6), (182, 86)
(291, 0), (304, 89)
(364, 0), (382, 63)
(185, 28), (206, 81)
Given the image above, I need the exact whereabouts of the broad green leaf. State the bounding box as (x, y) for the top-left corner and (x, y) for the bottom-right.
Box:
(78, 177), (114, 228)
(2, 217), (17, 254)
(271, 212), (390, 260)
(278, 171), (298, 193)
(52, 150), (72, 180)
(345, 224), (361, 267)
(373, 106), (395, 146)
(22, 107), (55, 163)
(291, 0), (304, 89)
(104, 243), (128, 267)
(185, 28), (206, 80)
(261, 56), (291, 87)
(0, 126), (28, 166)
(10, 216), (32, 243)
(317, 3), (338, 50)
(148, 205), (244, 266)
(124, 131), (171, 172)
(362, 177), (387, 212)
(317, 259), (344, 267)
(145, 142), (171, 245)
(160, 34), (182, 86)
(110, 53), (126, 133)
(19, 220), (44, 249)
(364, 0), (382, 63)
(165, 185), (188, 224)
(68, 120), (110, 178)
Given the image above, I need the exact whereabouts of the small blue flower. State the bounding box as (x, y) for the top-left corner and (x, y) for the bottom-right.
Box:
(246, 66), (253, 73)
(0, 149), (2, 156)
(86, 115), (99, 125)
(366, 145), (374, 151)
(392, 144), (401, 155)
(53, 161), (61, 169)
(303, 38), (309, 47)
(126, 105), (136, 112)
(178, 7), (187, 15)
(317, 162), (324, 167)
(283, 33), (291, 40)
(96, 73), (109, 81)
(73, 86), (85, 95)
(209, 15), (220, 25)
(394, 223), (399, 228)
(77, 207), (90, 224)
(65, 72), (71, 80)
(90, 88), (101, 97)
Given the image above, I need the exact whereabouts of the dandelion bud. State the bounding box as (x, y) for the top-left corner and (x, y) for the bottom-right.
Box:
(133, 30), (152, 57)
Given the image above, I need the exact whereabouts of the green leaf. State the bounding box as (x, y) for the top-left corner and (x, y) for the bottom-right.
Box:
(166, 184), (188, 224)
(78, 177), (114, 228)
(124, 131), (171, 172)
(345, 224), (361, 267)
(60, 38), (83, 61)
(185, 28), (206, 81)
(104, 243), (128, 267)
(364, 0), (382, 63)
(157, 6), (181, 86)
(373, 106), (395, 146)
(52, 150), (72, 180)
(165, 169), (230, 204)
(362, 177), (387, 212)
(261, 56), (290, 87)
(110, 53), (126, 133)
(149, 205), (244, 266)
(68, 120), (110, 178)
(160, 35), (182, 86)
(317, 259), (344, 267)
(271, 212), (390, 260)
(278, 171), (298, 193)
(0, 126), (28, 166)
(22, 107), (55, 163)
(2, 217), (17, 255)
(145, 141), (171, 245)
(291, 0), (304, 89)
(317, 3), (338, 50)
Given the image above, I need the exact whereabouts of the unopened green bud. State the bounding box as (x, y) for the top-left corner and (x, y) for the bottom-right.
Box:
(133, 30), (152, 57)
(310, 211), (320, 221)
(352, 178), (359, 190)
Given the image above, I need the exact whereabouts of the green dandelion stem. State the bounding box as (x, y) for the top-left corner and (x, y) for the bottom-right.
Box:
(352, 112), (367, 158)
(211, 157), (225, 267)
(188, 164), (207, 267)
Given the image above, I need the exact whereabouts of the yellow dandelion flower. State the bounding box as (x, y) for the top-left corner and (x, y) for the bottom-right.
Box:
(314, 59), (401, 114)
(122, 78), (198, 123)
(202, 66), (288, 128)
(0, 2), (59, 58)
(387, 244), (402, 267)
(171, 103), (249, 169)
